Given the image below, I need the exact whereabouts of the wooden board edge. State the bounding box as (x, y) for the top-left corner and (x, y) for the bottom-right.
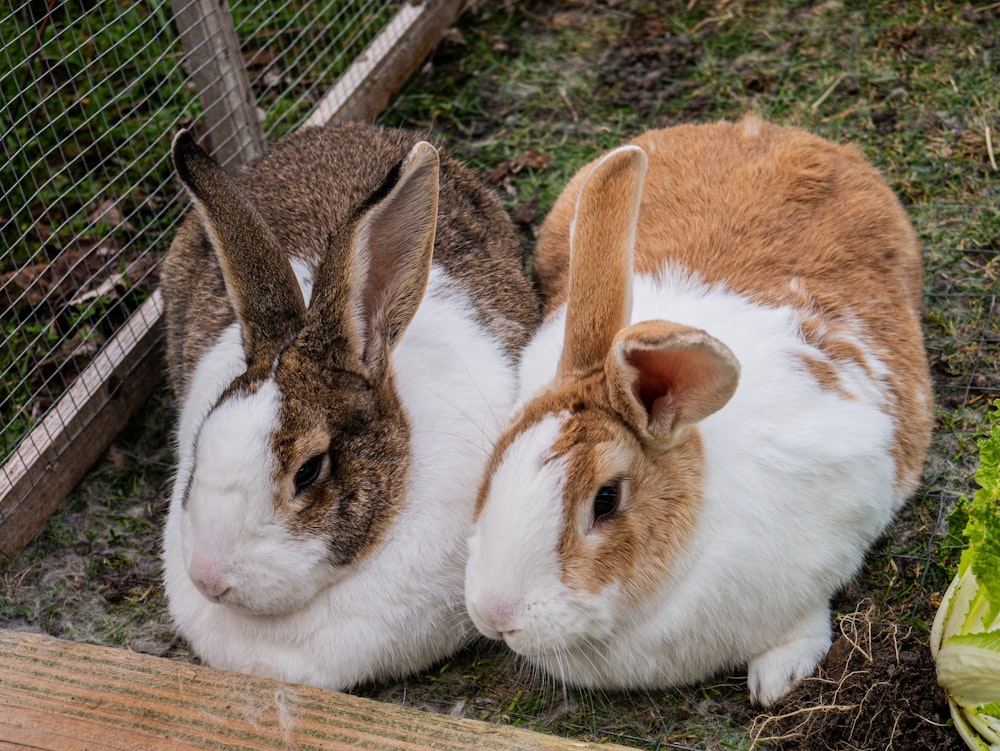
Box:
(0, 292), (165, 565)
(0, 628), (631, 751)
(305, 0), (466, 127)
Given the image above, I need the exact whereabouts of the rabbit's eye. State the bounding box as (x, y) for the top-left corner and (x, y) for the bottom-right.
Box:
(593, 479), (625, 523)
(294, 453), (325, 494)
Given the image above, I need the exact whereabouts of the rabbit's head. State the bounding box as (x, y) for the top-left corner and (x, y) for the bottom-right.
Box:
(171, 132), (439, 616)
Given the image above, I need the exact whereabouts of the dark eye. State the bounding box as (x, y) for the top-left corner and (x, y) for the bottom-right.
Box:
(593, 479), (624, 523)
(294, 453), (325, 494)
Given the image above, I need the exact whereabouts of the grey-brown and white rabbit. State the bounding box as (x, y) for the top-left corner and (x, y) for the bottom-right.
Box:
(465, 116), (933, 705)
(160, 123), (539, 689)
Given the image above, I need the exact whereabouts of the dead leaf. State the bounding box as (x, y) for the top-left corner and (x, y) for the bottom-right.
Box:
(87, 198), (123, 229)
(485, 150), (550, 185)
(513, 194), (539, 226)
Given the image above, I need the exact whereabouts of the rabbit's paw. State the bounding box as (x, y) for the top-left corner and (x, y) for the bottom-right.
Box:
(747, 607), (831, 707)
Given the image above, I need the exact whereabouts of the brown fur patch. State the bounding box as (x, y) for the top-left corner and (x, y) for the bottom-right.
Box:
(272, 347), (411, 566)
(558, 147), (644, 381)
(171, 132), (306, 370)
(796, 354), (852, 400)
(482, 373), (704, 604)
(554, 375), (704, 602)
(532, 116), (933, 497)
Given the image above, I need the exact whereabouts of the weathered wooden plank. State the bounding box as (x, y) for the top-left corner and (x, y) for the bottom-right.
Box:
(0, 292), (165, 566)
(0, 629), (628, 751)
(305, 0), (466, 127)
(171, 0), (265, 172)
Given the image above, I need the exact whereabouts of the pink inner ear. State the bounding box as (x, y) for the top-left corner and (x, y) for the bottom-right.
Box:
(629, 348), (676, 415)
(625, 343), (737, 432)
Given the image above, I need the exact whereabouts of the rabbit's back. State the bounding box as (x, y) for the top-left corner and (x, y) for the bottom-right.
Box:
(163, 123), (538, 398)
(533, 116), (932, 498)
(535, 117), (922, 309)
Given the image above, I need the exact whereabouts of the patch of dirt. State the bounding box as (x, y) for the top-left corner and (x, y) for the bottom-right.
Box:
(752, 601), (961, 751)
(596, 9), (705, 120)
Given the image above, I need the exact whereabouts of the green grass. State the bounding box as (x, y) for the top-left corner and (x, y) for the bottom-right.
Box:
(1, 2), (188, 262)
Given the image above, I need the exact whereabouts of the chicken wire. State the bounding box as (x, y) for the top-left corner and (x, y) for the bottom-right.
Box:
(1, 0), (399, 524)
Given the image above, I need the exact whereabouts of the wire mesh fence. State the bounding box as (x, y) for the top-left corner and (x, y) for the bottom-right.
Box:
(3, 0), (182, 456)
(0, 0), (423, 558)
(236, 0), (397, 138)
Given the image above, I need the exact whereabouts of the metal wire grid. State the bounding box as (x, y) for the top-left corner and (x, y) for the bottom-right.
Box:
(233, 0), (398, 138)
(1, 0), (399, 499)
(1, 0), (194, 461)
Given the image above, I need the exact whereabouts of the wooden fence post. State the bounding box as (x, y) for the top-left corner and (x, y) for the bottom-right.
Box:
(170, 0), (264, 171)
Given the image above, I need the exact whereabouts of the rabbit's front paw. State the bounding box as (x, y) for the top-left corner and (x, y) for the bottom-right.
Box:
(747, 606), (832, 706)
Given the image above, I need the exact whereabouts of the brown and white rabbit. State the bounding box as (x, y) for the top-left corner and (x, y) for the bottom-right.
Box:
(464, 116), (933, 706)
(160, 123), (539, 689)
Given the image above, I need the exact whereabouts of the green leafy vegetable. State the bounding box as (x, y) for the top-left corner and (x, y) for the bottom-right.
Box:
(932, 399), (1000, 751)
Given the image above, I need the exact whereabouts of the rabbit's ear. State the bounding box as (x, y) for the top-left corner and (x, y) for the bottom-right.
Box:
(299, 140), (439, 378)
(557, 145), (647, 383)
(172, 130), (306, 365)
(605, 320), (740, 443)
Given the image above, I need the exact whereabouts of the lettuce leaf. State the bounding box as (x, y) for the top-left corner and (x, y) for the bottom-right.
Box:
(934, 400), (1000, 751)
(961, 399), (1000, 630)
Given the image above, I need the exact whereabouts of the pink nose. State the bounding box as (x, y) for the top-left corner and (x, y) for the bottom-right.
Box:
(476, 594), (523, 635)
(189, 550), (231, 600)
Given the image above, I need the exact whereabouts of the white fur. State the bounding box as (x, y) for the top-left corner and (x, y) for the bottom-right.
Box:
(468, 268), (897, 704)
(466, 414), (625, 675)
(288, 255), (316, 305)
(164, 266), (518, 688)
